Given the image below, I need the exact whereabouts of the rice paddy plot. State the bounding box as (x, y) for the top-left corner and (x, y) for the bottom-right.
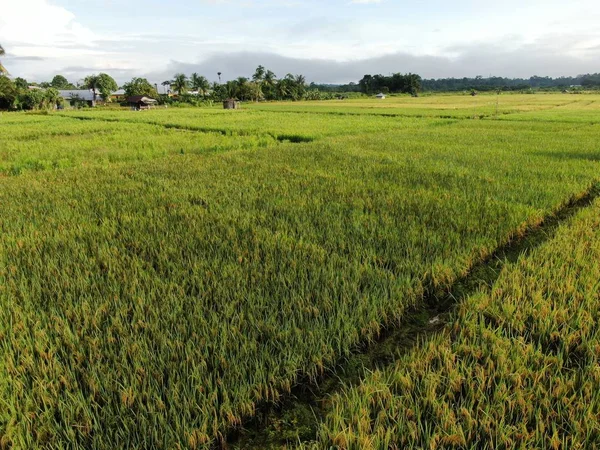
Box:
(246, 93), (595, 119)
(0, 95), (600, 449)
(56, 108), (442, 141)
(0, 118), (277, 175)
(310, 193), (600, 450)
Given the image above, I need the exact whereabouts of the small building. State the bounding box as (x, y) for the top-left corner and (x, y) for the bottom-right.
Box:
(58, 89), (99, 107)
(223, 99), (240, 109)
(127, 95), (157, 110)
(223, 98), (240, 109)
(376, 93), (386, 100)
(110, 89), (126, 102)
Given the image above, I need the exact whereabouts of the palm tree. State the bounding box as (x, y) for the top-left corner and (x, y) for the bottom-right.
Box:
(0, 44), (7, 74)
(253, 65), (266, 82)
(275, 78), (290, 100)
(236, 77), (250, 100)
(217, 72), (222, 83)
(224, 80), (238, 99)
(263, 70), (277, 100)
(248, 81), (263, 102)
(190, 73), (200, 91)
(172, 73), (189, 95)
(264, 70), (276, 86)
(161, 80), (171, 94)
(295, 74), (307, 99)
(83, 74), (100, 103)
(190, 73), (210, 97)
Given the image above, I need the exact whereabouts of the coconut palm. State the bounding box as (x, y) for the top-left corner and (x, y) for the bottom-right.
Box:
(83, 74), (100, 103)
(248, 81), (263, 102)
(252, 65), (266, 83)
(264, 70), (276, 86)
(0, 44), (7, 74)
(44, 87), (61, 109)
(262, 70), (277, 100)
(172, 73), (189, 95)
(190, 73), (210, 97)
(295, 74), (307, 99)
(275, 78), (291, 100)
(224, 80), (239, 99)
(235, 77), (251, 100)
(161, 80), (171, 94)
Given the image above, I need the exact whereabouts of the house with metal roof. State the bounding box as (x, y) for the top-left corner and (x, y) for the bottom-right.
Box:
(57, 89), (100, 107)
(110, 89), (126, 101)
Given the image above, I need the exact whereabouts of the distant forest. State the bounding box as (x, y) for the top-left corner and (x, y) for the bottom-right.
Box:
(311, 73), (600, 94)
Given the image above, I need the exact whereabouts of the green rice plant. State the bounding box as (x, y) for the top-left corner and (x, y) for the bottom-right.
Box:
(246, 94), (594, 119)
(56, 108), (445, 141)
(311, 196), (600, 450)
(0, 118), (277, 174)
(0, 97), (599, 448)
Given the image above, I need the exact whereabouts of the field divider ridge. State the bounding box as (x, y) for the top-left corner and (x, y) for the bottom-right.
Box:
(54, 113), (316, 144)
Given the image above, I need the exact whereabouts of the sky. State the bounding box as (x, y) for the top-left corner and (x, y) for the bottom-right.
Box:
(1, 0), (599, 85)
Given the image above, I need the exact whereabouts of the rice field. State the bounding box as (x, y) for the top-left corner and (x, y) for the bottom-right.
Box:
(1, 93), (599, 449)
(310, 193), (600, 450)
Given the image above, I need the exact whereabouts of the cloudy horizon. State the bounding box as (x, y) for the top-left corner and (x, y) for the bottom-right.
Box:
(1, 0), (599, 86)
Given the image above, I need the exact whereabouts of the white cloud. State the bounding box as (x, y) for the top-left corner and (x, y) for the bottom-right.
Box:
(0, 0), (96, 50)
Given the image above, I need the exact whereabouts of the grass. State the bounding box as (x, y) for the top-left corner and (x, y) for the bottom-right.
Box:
(246, 93), (590, 118)
(310, 194), (600, 450)
(56, 108), (433, 141)
(0, 116), (276, 175)
(0, 94), (599, 448)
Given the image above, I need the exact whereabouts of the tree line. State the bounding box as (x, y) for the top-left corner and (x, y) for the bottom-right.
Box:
(358, 73), (423, 95)
(0, 65), (344, 110)
(318, 73), (600, 94)
(159, 67), (321, 102)
(420, 74), (600, 92)
(0, 71), (120, 110)
(3, 40), (600, 110)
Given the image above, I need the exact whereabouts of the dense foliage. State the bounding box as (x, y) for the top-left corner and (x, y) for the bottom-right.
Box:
(122, 77), (159, 98)
(0, 76), (63, 110)
(83, 73), (118, 101)
(358, 73), (422, 95)
(50, 75), (77, 90)
(163, 67), (316, 103)
(421, 73), (600, 92)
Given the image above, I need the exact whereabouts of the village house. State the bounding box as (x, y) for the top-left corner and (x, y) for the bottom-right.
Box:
(110, 89), (126, 102)
(57, 89), (101, 107)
